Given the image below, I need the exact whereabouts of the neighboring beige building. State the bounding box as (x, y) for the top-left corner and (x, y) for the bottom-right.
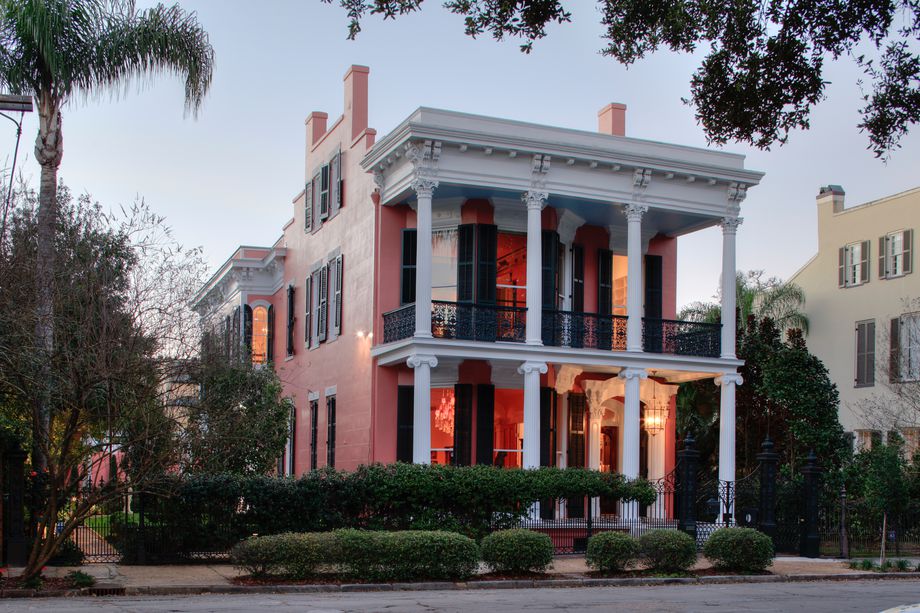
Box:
(791, 185), (920, 453)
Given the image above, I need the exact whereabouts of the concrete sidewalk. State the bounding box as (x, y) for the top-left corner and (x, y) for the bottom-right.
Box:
(31, 555), (870, 589)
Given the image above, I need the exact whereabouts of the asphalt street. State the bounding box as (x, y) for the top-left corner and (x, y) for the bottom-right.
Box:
(1, 579), (920, 612)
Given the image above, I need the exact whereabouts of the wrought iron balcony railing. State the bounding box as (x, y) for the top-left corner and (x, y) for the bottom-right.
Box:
(642, 318), (721, 358)
(382, 301), (527, 343)
(542, 309), (628, 351)
(382, 304), (722, 358)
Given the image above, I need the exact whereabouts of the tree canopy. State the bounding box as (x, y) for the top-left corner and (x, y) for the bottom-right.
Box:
(328, 0), (920, 157)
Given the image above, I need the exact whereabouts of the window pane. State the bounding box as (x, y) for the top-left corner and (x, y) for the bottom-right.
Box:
(494, 389), (523, 468)
(431, 229), (458, 301)
(431, 388), (455, 465)
(252, 306), (269, 363)
(497, 233), (526, 306)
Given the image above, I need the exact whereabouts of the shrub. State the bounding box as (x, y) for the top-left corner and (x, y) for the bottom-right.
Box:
(48, 538), (85, 566)
(638, 530), (697, 573)
(66, 570), (96, 588)
(586, 531), (640, 573)
(231, 534), (286, 577)
(859, 559), (876, 571)
(480, 529), (553, 574)
(703, 527), (774, 572)
(895, 559), (911, 572)
(335, 529), (479, 581)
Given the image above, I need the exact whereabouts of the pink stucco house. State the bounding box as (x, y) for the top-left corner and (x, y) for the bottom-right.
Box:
(193, 65), (762, 523)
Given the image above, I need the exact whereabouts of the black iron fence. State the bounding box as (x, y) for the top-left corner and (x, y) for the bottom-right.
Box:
(431, 301), (526, 342)
(642, 318), (721, 358)
(541, 310), (628, 350)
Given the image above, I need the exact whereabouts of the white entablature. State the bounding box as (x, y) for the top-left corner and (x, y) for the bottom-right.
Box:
(362, 107), (763, 231)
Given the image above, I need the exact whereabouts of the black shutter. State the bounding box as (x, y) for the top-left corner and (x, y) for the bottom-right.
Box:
(568, 393), (586, 468)
(320, 164), (330, 219)
(453, 384), (473, 466)
(330, 150), (342, 216)
(396, 386), (414, 463)
(318, 265), (328, 342)
(904, 229), (913, 274)
(540, 387), (556, 467)
(326, 395), (336, 467)
(542, 231), (559, 309)
(458, 224), (475, 303)
(572, 245), (585, 312)
(267, 305), (275, 362)
(891, 317), (901, 383)
(476, 384), (495, 465)
(286, 286), (295, 356)
(598, 249), (614, 316)
(244, 305), (253, 356)
(401, 229), (417, 305)
(879, 235), (888, 279)
(310, 400), (318, 470)
(304, 276), (312, 343)
(312, 172), (321, 230)
(333, 255), (344, 336)
(644, 254), (663, 320)
(231, 306), (241, 358)
(476, 224), (497, 304)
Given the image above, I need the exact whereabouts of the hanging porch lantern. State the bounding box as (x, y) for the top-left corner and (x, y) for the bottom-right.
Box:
(643, 383), (669, 436)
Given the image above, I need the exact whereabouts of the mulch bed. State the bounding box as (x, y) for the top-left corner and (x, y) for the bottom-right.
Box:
(585, 569), (772, 578)
(1, 576), (76, 591)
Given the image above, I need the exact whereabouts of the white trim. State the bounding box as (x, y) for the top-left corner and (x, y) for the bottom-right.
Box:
(324, 385), (337, 397)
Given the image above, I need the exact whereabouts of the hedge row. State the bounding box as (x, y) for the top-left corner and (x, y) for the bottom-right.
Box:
(125, 464), (656, 559)
(586, 528), (775, 574)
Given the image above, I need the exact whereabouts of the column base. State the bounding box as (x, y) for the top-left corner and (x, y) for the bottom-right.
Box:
(413, 332), (433, 339)
(525, 339), (544, 346)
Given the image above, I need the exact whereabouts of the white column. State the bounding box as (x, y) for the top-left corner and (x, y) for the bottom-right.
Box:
(413, 178), (438, 338)
(720, 217), (742, 358)
(647, 428), (666, 519)
(519, 361), (548, 468)
(523, 191), (547, 345)
(408, 354), (438, 464)
(587, 403), (604, 518)
(618, 367), (647, 479)
(623, 204), (648, 352)
(716, 373), (743, 522)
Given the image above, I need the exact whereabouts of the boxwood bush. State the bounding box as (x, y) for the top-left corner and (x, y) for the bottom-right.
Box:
(335, 529), (479, 581)
(703, 527), (774, 572)
(586, 531), (640, 573)
(638, 529), (697, 573)
(480, 529), (553, 574)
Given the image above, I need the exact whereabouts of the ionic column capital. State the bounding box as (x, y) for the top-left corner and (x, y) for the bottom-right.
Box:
(618, 367), (648, 382)
(720, 216), (743, 235)
(714, 373), (744, 387)
(407, 354), (438, 369)
(622, 203), (648, 223)
(518, 361), (548, 376)
(522, 190), (548, 211)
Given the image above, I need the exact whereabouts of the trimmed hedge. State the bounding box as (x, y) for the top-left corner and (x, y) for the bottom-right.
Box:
(638, 529), (697, 572)
(480, 529), (553, 574)
(336, 530), (479, 581)
(586, 532), (640, 573)
(232, 530), (478, 581)
(135, 464), (656, 557)
(703, 527), (774, 572)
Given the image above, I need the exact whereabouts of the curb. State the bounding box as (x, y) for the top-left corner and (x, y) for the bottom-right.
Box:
(5, 571), (919, 598)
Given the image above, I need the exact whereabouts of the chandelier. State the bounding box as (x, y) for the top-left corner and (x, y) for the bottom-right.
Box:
(643, 384), (669, 437)
(435, 390), (455, 436)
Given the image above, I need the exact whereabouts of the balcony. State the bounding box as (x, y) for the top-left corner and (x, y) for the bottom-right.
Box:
(383, 302), (721, 358)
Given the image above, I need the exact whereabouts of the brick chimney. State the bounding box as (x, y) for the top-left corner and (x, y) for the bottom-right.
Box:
(598, 103), (627, 137)
(305, 111), (328, 148)
(344, 65), (370, 142)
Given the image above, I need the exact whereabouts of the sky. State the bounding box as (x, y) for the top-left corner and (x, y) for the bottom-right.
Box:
(4, 1), (919, 309)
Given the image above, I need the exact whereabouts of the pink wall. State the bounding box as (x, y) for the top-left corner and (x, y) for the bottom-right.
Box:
(648, 235), (678, 319)
(461, 199), (494, 224)
(574, 225), (610, 314)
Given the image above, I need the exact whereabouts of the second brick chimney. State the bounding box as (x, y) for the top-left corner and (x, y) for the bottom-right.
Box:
(598, 103), (627, 137)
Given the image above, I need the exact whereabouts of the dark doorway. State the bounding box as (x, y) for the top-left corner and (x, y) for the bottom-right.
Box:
(600, 425), (619, 515)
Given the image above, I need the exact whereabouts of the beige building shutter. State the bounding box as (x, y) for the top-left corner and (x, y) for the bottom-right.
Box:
(890, 317), (901, 383)
(878, 235), (887, 279)
(860, 240), (870, 283)
(904, 229), (913, 274)
(838, 247), (846, 287)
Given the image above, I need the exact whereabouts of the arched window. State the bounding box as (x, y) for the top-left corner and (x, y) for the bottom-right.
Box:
(251, 305), (269, 364)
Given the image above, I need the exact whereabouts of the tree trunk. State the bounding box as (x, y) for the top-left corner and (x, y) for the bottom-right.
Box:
(31, 91), (63, 474)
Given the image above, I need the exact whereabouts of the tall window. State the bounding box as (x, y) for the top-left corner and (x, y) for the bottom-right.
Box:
(286, 405), (296, 475)
(496, 232), (526, 308)
(326, 395), (336, 468)
(309, 399), (318, 470)
(880, 229), (913, 279)
(897, 313), (920, 382)
(431, 229), (458, 301)
(286, 285), (295, 356)
(855, 319), (875, 387)
(839, 241), (869, 287)
(612, 255), (628, 315)
(251, 306), (269, 364)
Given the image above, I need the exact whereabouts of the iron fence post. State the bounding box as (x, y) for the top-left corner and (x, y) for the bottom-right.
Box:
(677, 435), (699, 539)
(136, 491), (147, 564)
(756, 437), (779, 540)
(800, 450), (822, 558)
(839, 485), (848, 559)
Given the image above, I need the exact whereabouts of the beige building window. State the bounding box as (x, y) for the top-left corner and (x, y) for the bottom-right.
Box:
(903, 428), (920, 461)
(855, 429), (880, 451)
(839, 241), (869, 287)
(879, 229), (913, 279)
(897, 312), (920, 382)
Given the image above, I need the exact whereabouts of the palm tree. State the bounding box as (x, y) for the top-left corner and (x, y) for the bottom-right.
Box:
(0, 0), (213, 472)
(679, 270), (809, 335)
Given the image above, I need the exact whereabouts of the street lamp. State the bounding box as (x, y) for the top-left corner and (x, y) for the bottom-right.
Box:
(0, 93), (33, 247)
